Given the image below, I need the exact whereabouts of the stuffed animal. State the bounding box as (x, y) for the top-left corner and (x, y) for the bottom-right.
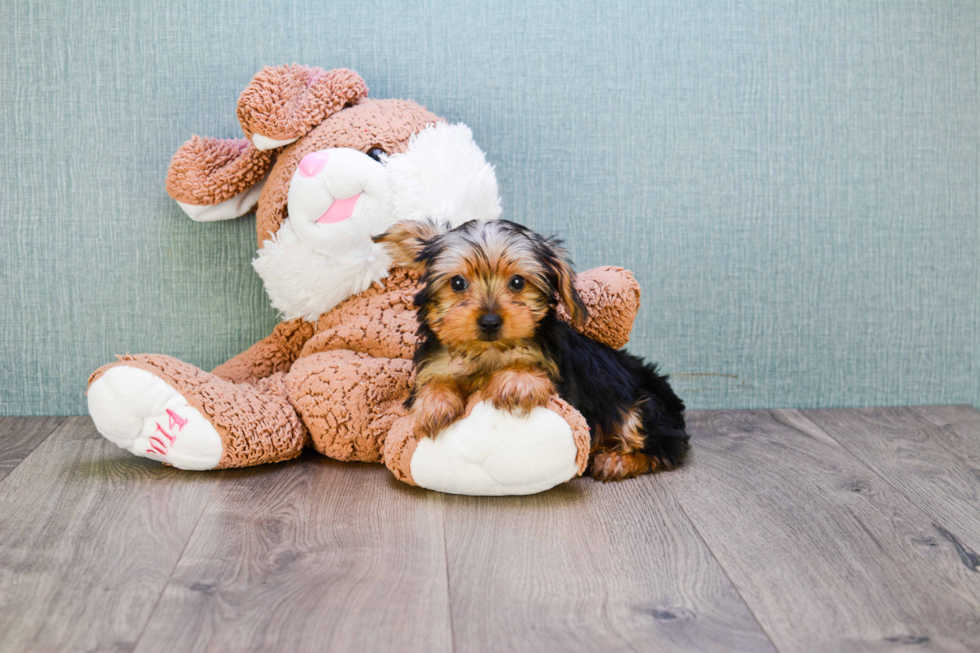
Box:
(86, 65), (642, 495)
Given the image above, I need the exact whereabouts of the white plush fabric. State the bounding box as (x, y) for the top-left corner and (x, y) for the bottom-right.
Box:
(410, 401), (580, 496)
(176, 175), (267, 222)
(387, 122), (502, 224)
(251, 134), (299, 151)
(87, 366), (223, 470)
(254, 123), (501, 321)
(253, 218), (393, 322)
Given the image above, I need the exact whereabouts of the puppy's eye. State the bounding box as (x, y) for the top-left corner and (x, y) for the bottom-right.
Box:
(366, 147), (387, 162)
(450, 275), (468, 292)
(508, 275), (526, 291)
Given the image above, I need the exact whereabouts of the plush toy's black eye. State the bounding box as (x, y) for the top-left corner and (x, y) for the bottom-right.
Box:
(366, 147), (387, 162)
(451, 275), (468, 292)
(508, 275), (525, 291)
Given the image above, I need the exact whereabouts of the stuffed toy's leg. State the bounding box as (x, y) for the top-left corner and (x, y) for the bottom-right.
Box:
(87, 354), (309, 470)
(282, 351), (415, 463)
(384, 395), (591, 496)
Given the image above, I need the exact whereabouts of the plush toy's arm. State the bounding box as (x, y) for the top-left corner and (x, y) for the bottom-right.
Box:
(212, 318), (315, 384)
(563, 266), (641, 350)
(166, 136), (275, 222)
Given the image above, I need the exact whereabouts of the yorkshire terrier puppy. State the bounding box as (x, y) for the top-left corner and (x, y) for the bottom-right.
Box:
(373, 219), (689, 481)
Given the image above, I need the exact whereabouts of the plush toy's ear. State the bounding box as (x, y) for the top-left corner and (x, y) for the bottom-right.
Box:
(237, 65), (368, 151)
(165, 136), (275, 222)
(372, 219), (445, 273)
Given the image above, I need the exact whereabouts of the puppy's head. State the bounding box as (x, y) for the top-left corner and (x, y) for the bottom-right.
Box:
(374, 219), (588, 350)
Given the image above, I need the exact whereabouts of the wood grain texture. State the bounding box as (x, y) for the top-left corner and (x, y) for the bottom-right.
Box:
(664, 410), (980, 653)
(133, 455), (452, 653)
(0, 417), (223, 653)
(6, 407), (980, 652)
(443, 475), (777, 653)
(804, 406), (980, 556)
(0, 416), (64, 482)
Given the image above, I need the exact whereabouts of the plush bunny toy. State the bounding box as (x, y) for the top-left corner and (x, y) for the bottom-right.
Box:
(87, 66), (642, 495)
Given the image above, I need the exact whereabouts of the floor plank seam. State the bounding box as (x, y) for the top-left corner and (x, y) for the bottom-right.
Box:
(440, 497), (457, 653)
(130, 470), (225, 652)
(658, 467), (785, 653)
(0, 416), (67, 490)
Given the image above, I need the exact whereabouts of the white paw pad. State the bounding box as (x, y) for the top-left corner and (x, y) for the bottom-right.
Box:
(87, 366), (223, 470)
(410, 401), (580, 496)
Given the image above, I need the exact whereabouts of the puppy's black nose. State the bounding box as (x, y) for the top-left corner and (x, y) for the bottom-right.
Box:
(478, 312), (502, 335)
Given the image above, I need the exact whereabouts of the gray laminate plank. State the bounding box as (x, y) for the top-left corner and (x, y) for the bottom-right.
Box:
(133, 456), (452, 653)
(804, 406), (980, 555)
(0, 416), (65, 483)
(910, 405), (980, 428)
(663, 409), (980, 653)
(443, 474), (778, 653)
(0, 417), (223, 653)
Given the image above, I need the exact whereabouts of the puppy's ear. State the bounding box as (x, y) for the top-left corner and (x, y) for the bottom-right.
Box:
(535, 235), (589, 328)
(372, 219), (443, 272)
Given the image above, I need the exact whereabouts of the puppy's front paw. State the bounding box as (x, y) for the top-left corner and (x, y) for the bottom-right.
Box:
(485, 368), (554, 416)
(413, 386), (466, 437)
(589, 451), (657, 482)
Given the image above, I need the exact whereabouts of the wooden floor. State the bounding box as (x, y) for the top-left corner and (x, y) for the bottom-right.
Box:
(1, 408), (980, 652)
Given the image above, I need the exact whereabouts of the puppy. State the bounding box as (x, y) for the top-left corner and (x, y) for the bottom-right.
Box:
(373, 219), (689, 481)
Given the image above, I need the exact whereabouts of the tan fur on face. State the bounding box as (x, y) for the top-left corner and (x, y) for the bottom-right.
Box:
(427, 263), (551, 353)
(422, 222), (556, 353)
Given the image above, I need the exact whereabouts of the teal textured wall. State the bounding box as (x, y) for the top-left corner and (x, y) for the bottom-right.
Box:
(1, 0), (977, 416)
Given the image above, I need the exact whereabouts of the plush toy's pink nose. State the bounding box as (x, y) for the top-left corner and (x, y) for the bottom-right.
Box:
(298, 151), (331, 178)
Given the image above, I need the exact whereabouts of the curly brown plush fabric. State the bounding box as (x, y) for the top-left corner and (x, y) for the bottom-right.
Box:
(302, 268), (420, 360)
(89, 354), (309, 468)
(286, 351), (414, 462)
(213, 318), (315, 384)
(165, 136), (275, 206)
(558, 266), (642, 349)
(237, 65), (368, 142)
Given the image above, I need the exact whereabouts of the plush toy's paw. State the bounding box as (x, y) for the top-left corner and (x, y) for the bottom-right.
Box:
(385, 397), (591, 496)
(87, 366), (223, 470)
(484, 367), (554, 416)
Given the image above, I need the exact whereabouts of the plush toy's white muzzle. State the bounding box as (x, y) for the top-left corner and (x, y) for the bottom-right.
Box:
(253, 122), (502, 321)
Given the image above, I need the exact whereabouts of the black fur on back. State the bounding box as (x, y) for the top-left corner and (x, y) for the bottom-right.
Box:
(534, 311), (690, 468)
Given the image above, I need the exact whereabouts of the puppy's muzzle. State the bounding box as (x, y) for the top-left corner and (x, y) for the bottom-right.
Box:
(477, 312), (503, 339)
